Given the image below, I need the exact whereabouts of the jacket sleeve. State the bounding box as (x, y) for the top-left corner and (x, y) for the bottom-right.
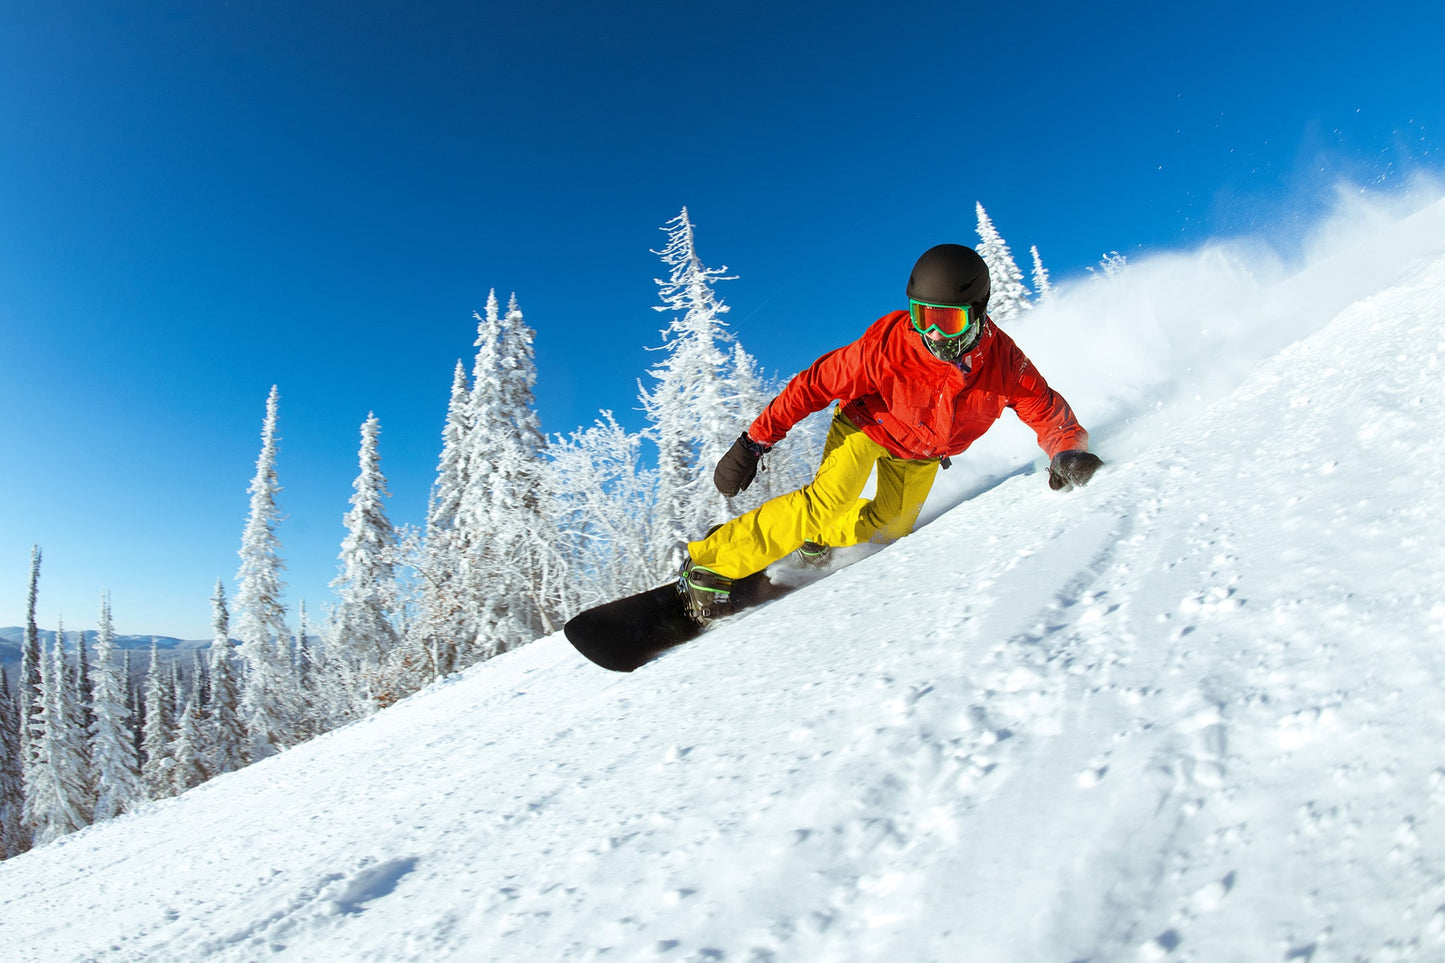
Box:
(1003, 340), (1090, 458)
(747, 317), (888, 446)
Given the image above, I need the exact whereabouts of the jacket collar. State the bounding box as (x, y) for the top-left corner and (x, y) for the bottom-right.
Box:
(925, 316), (994, 374)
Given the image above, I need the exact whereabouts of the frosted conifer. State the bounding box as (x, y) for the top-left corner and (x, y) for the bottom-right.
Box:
(128, 655), (142, 757)
(19, 546), (41, 763)
(455, 297), (505, 661)
(382, 364), (473, 703)
(0, 668), (26, 857)
(974, 203), (1033, 324)
(206, 581), (246, 776)
(293, 600), (312, 692)
(639, 208), (740, 570)
(192, 649), (209, 710)
(456, 292), (556, 658)
(89, 594), (143, 822)
(74, 630), (93, 737)
(24, 629), (92, 845)
(291, 602), (326, 737)
(410, 362), (472, 681)
(1030, 245), (1053, 304)
(140, 642), (174, 799)
(497, 294), (565, 633)
(330, 414), (400, 679)
(234, 386), (301, 758)
(170, 687), (208, 794)
(430, 362), (471, 539)
(58, 628), (94, 817)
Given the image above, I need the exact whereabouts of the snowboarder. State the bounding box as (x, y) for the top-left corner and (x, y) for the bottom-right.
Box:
(678, 243), (1104, 623)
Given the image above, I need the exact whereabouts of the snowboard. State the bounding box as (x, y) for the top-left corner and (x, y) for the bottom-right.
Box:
(565, 569), (794, 672)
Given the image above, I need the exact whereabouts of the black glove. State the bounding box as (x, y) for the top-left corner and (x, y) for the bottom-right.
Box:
(714, 433), (771, 496)
(1048, 450), (1104, 491)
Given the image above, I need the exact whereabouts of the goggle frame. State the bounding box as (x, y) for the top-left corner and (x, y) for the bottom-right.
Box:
(908, 298), (980, 339)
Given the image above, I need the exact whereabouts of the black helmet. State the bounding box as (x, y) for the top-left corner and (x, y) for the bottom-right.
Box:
(907, 244), (991, 310)
(907, 244), (990, 360)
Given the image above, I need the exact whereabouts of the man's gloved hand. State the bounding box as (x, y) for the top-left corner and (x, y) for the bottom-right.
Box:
(1048, 450), (1105, 491)
(714, 432), (772, 496)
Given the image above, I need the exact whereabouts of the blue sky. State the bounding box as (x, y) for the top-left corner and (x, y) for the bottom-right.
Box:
(3, 0), (1441, 639)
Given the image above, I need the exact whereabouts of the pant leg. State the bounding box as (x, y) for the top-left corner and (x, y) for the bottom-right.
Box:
(687, 409), (886, 579)
(820, 451), (939, 546)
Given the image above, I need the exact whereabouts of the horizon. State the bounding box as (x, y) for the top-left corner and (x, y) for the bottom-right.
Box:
(3, 2), (1443, 638)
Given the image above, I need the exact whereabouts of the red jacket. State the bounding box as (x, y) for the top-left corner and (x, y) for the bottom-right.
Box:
(749, 311), (1088, 461)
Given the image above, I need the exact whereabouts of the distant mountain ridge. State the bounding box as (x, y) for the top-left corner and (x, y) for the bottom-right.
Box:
(0, 626), (212, 681)
(0, 626), (201, 650)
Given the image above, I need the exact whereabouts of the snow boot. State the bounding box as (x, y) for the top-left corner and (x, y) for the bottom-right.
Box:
(677, 555), (734, 625)
(795, 540), (832, 567)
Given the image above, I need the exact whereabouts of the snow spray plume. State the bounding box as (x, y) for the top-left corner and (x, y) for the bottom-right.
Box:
(922, 177), (1445, 522)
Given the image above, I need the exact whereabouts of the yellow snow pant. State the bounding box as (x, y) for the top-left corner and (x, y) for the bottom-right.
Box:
(687, 407), (941, 580)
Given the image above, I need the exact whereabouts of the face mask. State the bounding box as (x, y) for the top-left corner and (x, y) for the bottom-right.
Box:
(920, 316), (983, 361)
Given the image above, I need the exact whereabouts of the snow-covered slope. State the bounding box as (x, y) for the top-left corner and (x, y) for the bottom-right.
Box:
(4, 192), (1445, 962)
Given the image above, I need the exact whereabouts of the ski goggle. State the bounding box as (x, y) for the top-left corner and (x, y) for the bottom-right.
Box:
(909, 299), (979, 339)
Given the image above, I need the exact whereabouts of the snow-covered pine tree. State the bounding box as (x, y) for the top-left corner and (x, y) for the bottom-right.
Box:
(234, 386), (302, 758)
(372, 530), (436, 707)
(20, 640), (46, 843)
(639, 208), (740, 572)
(128, 653), (143, 759)
(24, 628), (92, 846)
(329, 413), (400, 686)
(289, 602), (326, 738)
(309, 623), (356, 727)
(193, 647), (210, 710)
(974, 202), (1033, 324)
(377, 360), (476, 706)
(1030, 245), (1053, 304)
(405, 361), (473, 685)
(171, 658), (187, 716)
(497, 294), (567, 631)
(455, 291), (555, 658)
(89, 593), (143, 822)
(19, 546), (41, 764)
(0, 668), (26, 858)
(293, 600), (312, 695)
(74, 630), (93, 739)
(58, 627), (94, 819)
(191, 647), (211, 740)
(139, 641), (174, 799)
(169, 684), (207, 795)
(455, 299), (505, 662)
(206, 580), (246, 776)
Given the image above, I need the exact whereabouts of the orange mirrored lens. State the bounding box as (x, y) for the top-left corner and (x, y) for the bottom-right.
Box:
(909, 301), (973, 337)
